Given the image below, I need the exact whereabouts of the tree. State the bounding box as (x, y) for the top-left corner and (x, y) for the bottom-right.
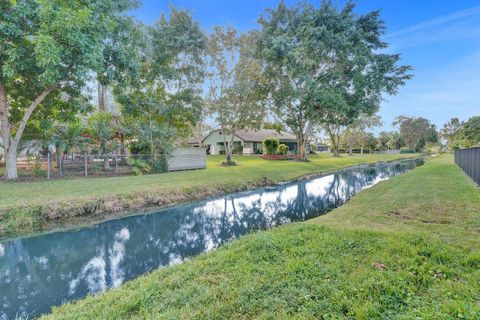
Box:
(256, 3), (321, 161)
(461, 116), (480, 146)
(51, 122), (87, 176)
(118, 7), (206, 161)
(257, 2), (410, 160)
(0, 0), (137, 179)
(364, 133), (378, 154)
(306, 3), (411, 157)
(207, 28), (265, 164)
(344, 115), (381, 155)
(386, 131), (403, 150)
(394, 116), (437, 151)
(87, 111), (117, 170)
(440, 118), (463, 150)
(376, 131), (389, 150)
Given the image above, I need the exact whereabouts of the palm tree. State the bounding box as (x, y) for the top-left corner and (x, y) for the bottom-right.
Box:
(51, 122), (88, 176)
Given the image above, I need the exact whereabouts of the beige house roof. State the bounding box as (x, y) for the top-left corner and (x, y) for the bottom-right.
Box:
(235, 129), (296, 142)
(198, 129), (297, 144)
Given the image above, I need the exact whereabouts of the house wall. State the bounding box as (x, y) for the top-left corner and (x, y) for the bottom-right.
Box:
(202, 130), (244, 155)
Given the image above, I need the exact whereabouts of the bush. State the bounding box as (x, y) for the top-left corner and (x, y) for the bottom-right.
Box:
(263, 137), (280, 155)
(232, 144), (243, 155)
(128, 159), (151, 176)
(276, 144), (288, 155)
(425, 142), (441, 154)
(400, 147), (415, 154)
(254, 148), (263, 155)
(150, 158), (168, 173)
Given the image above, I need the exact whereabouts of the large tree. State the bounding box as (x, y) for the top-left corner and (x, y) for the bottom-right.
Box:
(440, 117), (463, 150)
(460, 116), (480, 147)
(117, 7), (206, 161)
(394, 116), (438, 151)
(343, 114), (381, 155)
(207, 28), (265, 164)
(306, 3), (411, 157)
(0, 0), (137, 179)
(257, 1), (411, 160)
(256, 3), (319, 161)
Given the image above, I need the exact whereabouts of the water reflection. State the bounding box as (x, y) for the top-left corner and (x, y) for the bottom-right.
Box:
(0, 159), (422, 319)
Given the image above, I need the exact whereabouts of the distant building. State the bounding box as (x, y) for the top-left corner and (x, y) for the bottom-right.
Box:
(189, 129), (298, 155)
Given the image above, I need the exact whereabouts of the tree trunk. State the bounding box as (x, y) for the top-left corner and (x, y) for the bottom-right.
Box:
(98, 82), (108, 112)
(360, 146), (364, 154)
(102, 146), (110, 170)
(4, 148), (18, 180)
(1, 83), (55, 180)
(296, 133), (308, 161)
(0, 83), (17, 180)
(330, 134), (340, 157)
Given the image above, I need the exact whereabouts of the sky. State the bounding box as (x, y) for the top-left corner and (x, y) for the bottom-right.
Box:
(130, 0), (480, 132)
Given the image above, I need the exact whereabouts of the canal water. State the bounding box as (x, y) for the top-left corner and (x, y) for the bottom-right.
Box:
(0, 158), (423, 319)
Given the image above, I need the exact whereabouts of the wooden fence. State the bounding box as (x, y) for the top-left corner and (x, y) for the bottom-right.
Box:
(455, 147), (480, 186)
(168, 147), (207, 171)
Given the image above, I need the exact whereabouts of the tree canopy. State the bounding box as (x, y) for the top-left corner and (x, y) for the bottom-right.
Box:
(257, 1), (411, 159)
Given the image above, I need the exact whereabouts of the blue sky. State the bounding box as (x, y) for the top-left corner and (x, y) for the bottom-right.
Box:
(131, 1), (480, 132)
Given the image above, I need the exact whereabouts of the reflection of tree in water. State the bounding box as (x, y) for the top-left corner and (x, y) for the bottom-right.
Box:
(0, 159), (421, 320)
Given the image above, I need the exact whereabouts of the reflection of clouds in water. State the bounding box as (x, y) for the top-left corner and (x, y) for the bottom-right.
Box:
(35, 256), (49, 270)
(68, 228), (131, 294)
(168, 253), (183, 266)
(305, 175), (335, 197)
(110, 228), (130, 288)
(0, 243), (4, 257)
(68, 253), (107, 296)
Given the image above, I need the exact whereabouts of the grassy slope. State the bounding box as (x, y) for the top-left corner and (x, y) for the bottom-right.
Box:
(0, 153), (415, 209)
(44, 155), (480, 319)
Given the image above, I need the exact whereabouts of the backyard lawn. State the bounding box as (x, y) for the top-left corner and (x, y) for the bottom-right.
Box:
(43, 154), (480, 319)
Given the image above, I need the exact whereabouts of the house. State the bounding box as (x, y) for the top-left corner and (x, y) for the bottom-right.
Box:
(189, 129), (298, 155)
(311, 138), (330, 153)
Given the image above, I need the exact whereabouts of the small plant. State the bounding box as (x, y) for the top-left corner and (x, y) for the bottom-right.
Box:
(32, 157), (46, 178)
(400, 147), (415, 154)
(221, 160), (237, 166)
(128, 159), (151, 176)
(232, 144), (243, 155)
(263, 137), (280, 155)
(150, 158), (168, 173)
(276, 144), (289, 155)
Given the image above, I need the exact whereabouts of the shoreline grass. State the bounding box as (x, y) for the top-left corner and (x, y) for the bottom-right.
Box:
(0, 153), (418, 240)
(43, 154), (480, 319)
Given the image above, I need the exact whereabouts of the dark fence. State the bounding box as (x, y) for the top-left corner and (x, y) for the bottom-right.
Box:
(454, 147), (480, 186)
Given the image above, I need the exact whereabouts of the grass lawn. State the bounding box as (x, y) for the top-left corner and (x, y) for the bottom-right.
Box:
(43, 154), (480, 319)
(0, 153), (415, 209)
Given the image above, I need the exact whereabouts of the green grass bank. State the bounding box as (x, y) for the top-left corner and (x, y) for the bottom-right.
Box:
(43, 155), (480, 319)
(0, 153), (416, 240)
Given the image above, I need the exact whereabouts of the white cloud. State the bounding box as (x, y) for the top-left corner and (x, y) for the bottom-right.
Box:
(385, 6), (480, 49)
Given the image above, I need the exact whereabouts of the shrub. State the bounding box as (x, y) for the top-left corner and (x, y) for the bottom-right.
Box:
(254, 148), (263, 155)
(150, 158), (168, 173)
(400, 147), (415, 154)
(128, 159), (151, 176)
(276, 144), (289, 155)
(263, 137), (280, 155)
(233, 144), (243, 155)
(221, 160), (237, 166)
